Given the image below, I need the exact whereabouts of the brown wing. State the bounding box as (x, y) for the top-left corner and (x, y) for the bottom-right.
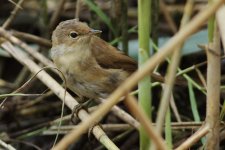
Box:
(90, 36), (137, 73)
(89, 36), (188, 85)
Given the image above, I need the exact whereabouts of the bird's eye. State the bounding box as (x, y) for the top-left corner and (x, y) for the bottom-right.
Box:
(69, 31), (78, 38)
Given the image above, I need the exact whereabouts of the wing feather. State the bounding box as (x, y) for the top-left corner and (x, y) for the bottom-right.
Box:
(90, 36), (137, 73)
(89, 36), (185, 85)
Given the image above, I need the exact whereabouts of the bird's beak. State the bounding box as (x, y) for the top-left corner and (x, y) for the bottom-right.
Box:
(89, 29), (102, 35)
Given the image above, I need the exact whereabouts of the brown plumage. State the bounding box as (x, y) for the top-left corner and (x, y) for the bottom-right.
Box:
(51, 19), (166, 101)
(91, 36), (137, 73)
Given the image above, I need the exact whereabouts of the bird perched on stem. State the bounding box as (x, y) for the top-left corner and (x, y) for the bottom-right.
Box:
(51, 19), (166, 101)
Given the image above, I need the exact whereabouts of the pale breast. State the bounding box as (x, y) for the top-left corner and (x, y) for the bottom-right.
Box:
(51, 44), (104, 98)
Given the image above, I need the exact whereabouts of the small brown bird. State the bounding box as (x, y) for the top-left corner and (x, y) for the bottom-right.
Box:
(51, 19), (164, 101)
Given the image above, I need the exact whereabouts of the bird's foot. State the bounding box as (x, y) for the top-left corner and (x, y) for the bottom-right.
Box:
(70, 99), (93, 124)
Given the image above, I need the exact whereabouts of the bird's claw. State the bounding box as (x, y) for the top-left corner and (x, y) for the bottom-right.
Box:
(70, 99), (93, 124)
(71, 104), (85, 124)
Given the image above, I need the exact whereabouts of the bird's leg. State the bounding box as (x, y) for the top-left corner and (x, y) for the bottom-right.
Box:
(71, 99), (93, 124)
(71, 99), (102, 140)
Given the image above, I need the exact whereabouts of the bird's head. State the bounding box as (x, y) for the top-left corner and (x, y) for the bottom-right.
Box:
(52, 19), (102, 46)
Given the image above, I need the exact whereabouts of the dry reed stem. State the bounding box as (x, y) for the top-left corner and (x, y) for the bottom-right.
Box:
(2, 0), (25, 29)
(154, 0), (194, 135)
(48, 121), (215, 133)
(154, 49), (180, 134)
(0, 79), (15, 89)
(75, 0), (81, 19)
(170, 95), (182, 122)
(124, 95), (167, 149)
(195, 68), (207, 88)
(0, 28), (54, 68)
(11, 30), (51, 47)
(175, 124), (210, 150)
(49, 0), (67, 31)
(97, 98), (140, 129)
(127, 4), (205, 18)
(46, 121), (215, 135)
(216, 5), (225, 54)
(45, 121), (220, 136)
(205, 27), (221, 149)
(160, 0), (177, 33)
(166, 4), (205, 13)
(18, 90), (53, 109)
(44, 124), (133, 135)
(0, 139), (16, 150)
(53, 0), (225, 149)
(0, 42), (119, 150)
(14, 67), (29, 87)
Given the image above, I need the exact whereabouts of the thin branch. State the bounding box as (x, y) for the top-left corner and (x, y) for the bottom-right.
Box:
(175, 124), (210, 150)
(170, 95), (182, 122)
(49, 0), (67, 31)
(121, 0), (128, 54)
(0, 28), (54, 68)
(195, 68), (207, 88)
(159, 0), (177, 34)
(2, 0), (25, 29)
(0, 139), (16, 150)
(11, 30), (51, 48)
(75, 0), (81, 19)
(124, 95), (167, 150)
(154, 0), (194, 136)
(43, 124), (133, 135)
(97, 98), (140, 129)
